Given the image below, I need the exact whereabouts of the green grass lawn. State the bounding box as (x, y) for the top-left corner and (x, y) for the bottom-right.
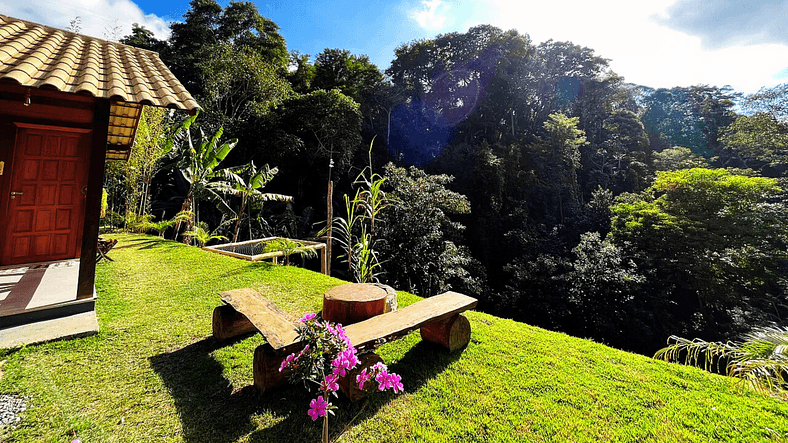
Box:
(2, 234), (788, 442)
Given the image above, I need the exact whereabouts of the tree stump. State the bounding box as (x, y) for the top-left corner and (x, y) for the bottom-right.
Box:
(253, 344), (292, 393)
(338, 352), (385, 402)
(420, 314), (471, 351)
(373, 283), (398, 313)
(323, 283), (387, 325)
(212, 305), (257, 341)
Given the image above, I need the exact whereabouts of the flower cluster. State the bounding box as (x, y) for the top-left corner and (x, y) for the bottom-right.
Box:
(279, 344), (310, 372)
(279, 312), (403, 423)
(356, 362), (403, 393)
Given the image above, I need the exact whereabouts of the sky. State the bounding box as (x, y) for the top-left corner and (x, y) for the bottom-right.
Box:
(2, 0), (788, 94)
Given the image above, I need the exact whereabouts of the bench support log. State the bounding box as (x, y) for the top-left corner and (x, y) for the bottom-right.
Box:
(212, 305), (257, 341)
(420, 314), (471, 352)
(253, 344), (292, 393)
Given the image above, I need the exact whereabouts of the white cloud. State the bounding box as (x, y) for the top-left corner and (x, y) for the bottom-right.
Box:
(480, 0), (788, 93)
(0, 0), (171, 41)
(409, 0), (451, 31)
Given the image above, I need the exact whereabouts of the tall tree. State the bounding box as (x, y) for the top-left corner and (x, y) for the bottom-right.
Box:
(312, 49), (383, 104)
(120, 24), (167, 52)
(198, 42), (292, 130)
(252, 89), (363, 209)
(610, 168), (788, 348)
(166, 0), (287, 95)
(529, 113), (587, 223)
(377, 164), (482, 297)
(720, 113), (788, 170)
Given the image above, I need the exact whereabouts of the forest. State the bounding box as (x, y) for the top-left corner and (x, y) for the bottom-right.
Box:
(107, 0), (788, 356)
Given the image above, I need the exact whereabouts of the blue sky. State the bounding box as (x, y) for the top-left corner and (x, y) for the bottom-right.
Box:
(3, 0), (788, 93)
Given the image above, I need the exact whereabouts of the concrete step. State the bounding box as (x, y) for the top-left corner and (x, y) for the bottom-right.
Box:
(0, 310), (98, 349)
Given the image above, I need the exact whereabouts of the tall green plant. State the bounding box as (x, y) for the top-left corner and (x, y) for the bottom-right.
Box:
(126, 106), (171, 218)
(210, 162), (292, 243)
(325, 143), (389, 283)
(262, 238), (317, 266)
(655, 326), (788, 396)
(164, 113), (237, 242)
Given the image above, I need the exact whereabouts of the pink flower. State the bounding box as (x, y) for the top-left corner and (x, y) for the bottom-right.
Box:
(279, 353), (297, 372)
(321, 374), (340, 392)
(331, 348), (359, 377)
(376, 370), (389, 391)
(356, 368), (371, 390)
(371, 362), (387, 372)
(331, 323), (353, 346)
(299, 312), (316, 322)
(389, 373), (404, 393)
(308, 396), (328, 421)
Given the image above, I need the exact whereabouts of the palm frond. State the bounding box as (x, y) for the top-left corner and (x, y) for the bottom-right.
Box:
(655, 326), (788, 396)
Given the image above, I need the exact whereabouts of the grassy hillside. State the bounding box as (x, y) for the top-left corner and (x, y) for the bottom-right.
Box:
(1, 234), (787, 442)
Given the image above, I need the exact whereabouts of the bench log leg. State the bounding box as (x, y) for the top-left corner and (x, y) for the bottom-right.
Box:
(212, 305), (258, 341)
(420, 314), (471, 352)
(338, 352), (384, 402)
(253, 344), (291, 393)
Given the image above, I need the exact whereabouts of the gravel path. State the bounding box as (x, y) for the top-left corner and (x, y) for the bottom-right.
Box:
(0, 394), (27, 429)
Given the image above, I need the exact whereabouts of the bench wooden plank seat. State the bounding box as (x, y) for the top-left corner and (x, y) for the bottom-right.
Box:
(217, 288), (299, 351)
(212, 287), (478, 396)
(344, 291), (477, 352)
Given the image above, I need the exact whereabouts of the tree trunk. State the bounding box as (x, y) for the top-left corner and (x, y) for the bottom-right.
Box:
(232, 196), (247, 243)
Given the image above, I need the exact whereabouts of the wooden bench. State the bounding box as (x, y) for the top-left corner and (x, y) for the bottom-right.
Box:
(212, 288), (477, 398)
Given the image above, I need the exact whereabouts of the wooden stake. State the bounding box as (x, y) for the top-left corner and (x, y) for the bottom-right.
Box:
(326, 180), (333, 276)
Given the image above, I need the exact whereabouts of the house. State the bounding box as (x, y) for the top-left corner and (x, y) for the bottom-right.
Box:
(0, 14), (199, 347)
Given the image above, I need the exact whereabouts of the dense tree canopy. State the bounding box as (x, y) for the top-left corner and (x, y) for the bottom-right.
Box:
(115, 13), (788, 356)
(610, 168), (787, 348)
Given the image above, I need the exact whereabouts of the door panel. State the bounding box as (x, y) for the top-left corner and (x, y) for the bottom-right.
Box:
(1, 127), (90, 265)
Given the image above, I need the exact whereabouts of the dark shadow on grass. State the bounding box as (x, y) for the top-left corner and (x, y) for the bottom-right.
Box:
(149, 337), (271, 443)
(150, 335), (466, 443)
(115, 240), (162, 250)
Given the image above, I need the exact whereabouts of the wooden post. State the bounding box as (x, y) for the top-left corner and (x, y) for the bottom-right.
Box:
(77, 98), (110, 300)
(212, 305), (257, 341)
(420, 314), (471, 351)
(325, 180), (333, 276)
(253, 344), (292, 393)
(320, 246), (327, 275)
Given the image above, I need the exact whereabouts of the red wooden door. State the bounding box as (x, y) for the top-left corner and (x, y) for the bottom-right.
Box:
(1, 126), (91, 265)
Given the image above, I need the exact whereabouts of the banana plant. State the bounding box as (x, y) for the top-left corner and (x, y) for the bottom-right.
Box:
(210, 162), (293, 243)
(162, 113), (237, 242)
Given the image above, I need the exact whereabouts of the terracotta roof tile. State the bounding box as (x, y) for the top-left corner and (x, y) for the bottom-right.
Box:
(0, 14), (199, 111)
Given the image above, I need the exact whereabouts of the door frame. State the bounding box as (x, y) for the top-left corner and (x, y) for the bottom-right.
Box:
(0, 123), (92, 266)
